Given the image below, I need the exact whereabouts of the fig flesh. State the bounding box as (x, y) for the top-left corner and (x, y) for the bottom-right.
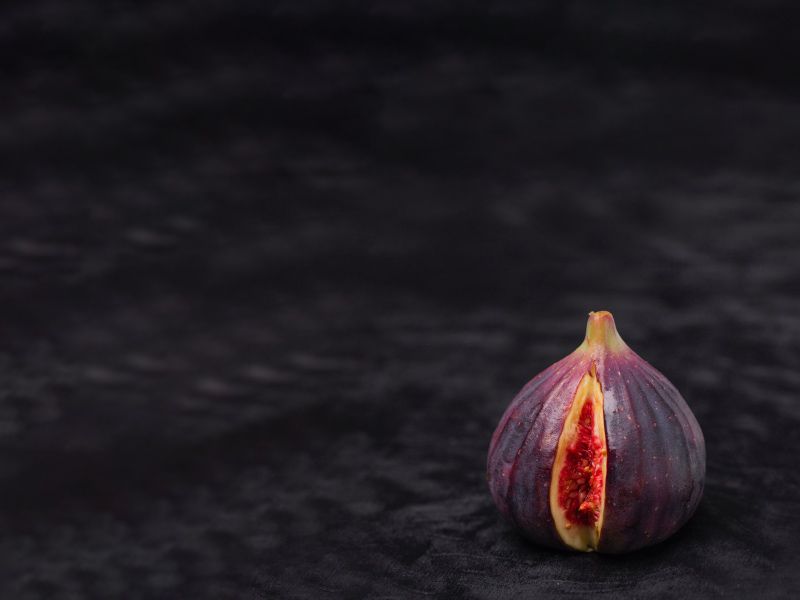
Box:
(487, 311), (705, 553)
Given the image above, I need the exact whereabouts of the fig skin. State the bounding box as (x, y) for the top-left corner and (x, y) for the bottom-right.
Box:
(486, 312), (705, 553)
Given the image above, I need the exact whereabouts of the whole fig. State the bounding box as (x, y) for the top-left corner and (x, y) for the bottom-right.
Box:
(487, 311), (705, 553)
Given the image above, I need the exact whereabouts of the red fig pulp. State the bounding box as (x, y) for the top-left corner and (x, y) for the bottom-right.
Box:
(487, 311), (705, 553)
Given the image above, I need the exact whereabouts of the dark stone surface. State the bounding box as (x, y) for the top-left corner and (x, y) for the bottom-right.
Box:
(1, 2), (799, 598)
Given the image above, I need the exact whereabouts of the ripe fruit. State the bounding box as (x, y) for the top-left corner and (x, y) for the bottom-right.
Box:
(487, 311), (705, 553)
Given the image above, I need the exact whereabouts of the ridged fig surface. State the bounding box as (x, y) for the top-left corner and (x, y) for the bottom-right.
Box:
(486, 311), (705, 553)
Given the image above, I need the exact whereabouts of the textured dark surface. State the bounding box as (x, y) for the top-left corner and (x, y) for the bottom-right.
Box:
(2, 1), (800, 598)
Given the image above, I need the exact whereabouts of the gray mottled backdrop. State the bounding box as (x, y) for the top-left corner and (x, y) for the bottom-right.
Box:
(1, 2), (799, 598)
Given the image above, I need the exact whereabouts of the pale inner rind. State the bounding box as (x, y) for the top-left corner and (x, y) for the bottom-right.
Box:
(548, 367), (607, 551)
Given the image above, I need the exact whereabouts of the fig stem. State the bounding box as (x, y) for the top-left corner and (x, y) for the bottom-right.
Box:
(582, 311), (627, 353)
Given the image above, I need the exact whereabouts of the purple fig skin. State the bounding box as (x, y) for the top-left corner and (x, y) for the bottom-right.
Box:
(486, 312), (705, 553)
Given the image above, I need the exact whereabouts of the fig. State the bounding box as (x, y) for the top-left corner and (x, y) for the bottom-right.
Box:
(487, 311), (705, 553)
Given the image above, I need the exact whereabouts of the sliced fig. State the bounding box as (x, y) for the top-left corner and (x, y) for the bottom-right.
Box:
(487, 311), (705, 553)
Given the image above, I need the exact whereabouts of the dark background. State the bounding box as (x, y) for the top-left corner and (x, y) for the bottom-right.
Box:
(1, 1), (799, 598)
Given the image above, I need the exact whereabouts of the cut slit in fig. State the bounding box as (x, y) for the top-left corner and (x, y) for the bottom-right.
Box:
(549, 363), (607, 551)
